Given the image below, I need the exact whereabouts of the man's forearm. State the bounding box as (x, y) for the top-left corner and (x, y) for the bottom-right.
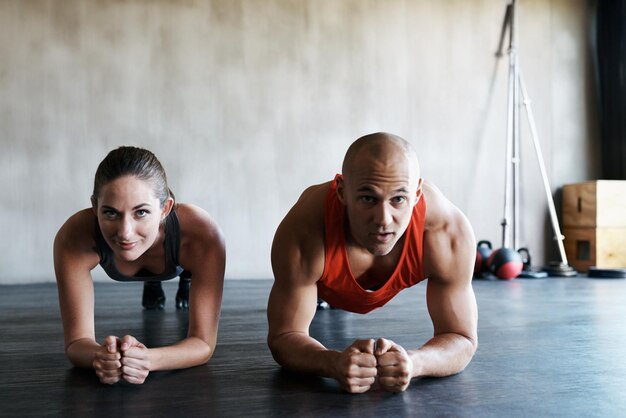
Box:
(409, 332), (477, 378)
(268, 331), (340, 378)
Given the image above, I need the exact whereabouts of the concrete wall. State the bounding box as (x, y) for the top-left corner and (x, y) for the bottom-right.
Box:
(0, 0), (599, 283)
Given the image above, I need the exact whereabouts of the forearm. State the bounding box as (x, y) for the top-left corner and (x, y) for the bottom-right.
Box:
(147, 336), (214, 371)
(409, 332), (477, 378)
(66, 338), (101, 368)
(269, 332), (341, 378)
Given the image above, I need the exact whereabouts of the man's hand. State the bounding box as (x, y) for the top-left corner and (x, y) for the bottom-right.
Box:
(119, 335), (151, 384)
(93, 335), (122, 385)
(375, 338), (413, 392)
(334, 339), (378, 393)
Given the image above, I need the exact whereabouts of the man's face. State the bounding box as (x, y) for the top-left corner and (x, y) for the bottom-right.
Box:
(338, 151), (421, 256)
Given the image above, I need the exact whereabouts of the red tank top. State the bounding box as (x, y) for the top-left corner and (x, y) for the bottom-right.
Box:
(317, 175), (427, 314)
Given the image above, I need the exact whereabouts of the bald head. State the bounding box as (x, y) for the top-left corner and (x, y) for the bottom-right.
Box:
(342, 132), (420, 180)
(337, 132), (422, 256)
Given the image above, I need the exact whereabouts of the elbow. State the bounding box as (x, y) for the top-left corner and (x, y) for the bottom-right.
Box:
(64, 338), (93, 369)
(267, 333), (289, 367)
(459, 335), (478, 371)
(267, 335), (281, 363)
(186, 337), (215, 366)
(64, 348), (80, 367)
(177, 336), (216, 367)
(465, 334), (478, 356)
(459, 331), (478, 358)
(200, 342), (215, 365)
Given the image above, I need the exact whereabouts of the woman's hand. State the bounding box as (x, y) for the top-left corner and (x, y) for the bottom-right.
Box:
(93, 335), (123, 384)
(119, 335), (151, 384)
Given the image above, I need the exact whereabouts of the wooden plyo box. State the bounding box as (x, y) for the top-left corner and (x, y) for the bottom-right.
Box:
(562, 180), (626, 272)
(562, 180), (626, 228)
(563, 227), (626, 272)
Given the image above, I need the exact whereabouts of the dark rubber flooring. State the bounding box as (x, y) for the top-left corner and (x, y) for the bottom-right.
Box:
(1, 276), (625, 417)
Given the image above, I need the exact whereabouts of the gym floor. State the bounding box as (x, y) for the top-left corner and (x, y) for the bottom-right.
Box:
(1, 277), (625, 417)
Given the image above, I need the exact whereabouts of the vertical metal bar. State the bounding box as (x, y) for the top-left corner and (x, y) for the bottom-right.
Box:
(511, 0), (521, 250)
(519, 72), (569, 264)
(501, 2), (516, 249)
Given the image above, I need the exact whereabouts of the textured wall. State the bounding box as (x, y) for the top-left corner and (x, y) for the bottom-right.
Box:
(0, 0), (599, 283)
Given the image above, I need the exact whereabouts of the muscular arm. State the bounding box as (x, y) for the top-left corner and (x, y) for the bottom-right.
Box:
(267, 244), (377, 393)
(267, 185), (377, 393)
(266, 270), (341, 377)
(408, 184), (478, 378)
(267, 187), (338, 376)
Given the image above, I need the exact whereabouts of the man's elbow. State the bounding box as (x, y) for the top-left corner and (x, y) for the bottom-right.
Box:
(459, 334), (478, 370)
(465, 334), (478, 355)
(267, 334), (284, 364)
(267, 332), (296, 367)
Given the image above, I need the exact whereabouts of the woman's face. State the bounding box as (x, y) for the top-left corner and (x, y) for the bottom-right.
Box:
(94, 175), (172, 262)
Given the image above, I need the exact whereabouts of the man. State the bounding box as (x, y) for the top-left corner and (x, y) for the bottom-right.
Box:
(267, 132), (478, 393)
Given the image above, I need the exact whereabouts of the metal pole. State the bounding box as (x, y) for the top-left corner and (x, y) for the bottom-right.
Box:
(500, 2), (515, 249)
(511, 0), (521, 250)
(494, 0), (575, 276)
(519, 72), (569, 264)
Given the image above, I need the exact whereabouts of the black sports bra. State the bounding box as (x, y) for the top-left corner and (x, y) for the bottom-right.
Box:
(94, 211), (184, 282)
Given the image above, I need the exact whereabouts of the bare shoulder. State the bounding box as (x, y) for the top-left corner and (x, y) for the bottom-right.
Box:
(422, 181), (470, 231)
(283, 182), (329, 231)
(175, 203), (222, 235)
(54, 209), (98, 253)
(53, 209), (100, 271)
(422, 181), (476, 283)
(175, 203), (225, 260)
(271, 181), (330, 285)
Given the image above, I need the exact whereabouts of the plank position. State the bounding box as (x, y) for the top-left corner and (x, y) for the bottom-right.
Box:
(54, 146), (225, 384)
(268, 132), (478, 393)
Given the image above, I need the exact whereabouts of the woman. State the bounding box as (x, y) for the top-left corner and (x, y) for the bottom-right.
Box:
(53, 146), (225, 384)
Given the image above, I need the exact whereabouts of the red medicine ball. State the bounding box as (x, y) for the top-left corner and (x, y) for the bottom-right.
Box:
(487, 248), (523, 280)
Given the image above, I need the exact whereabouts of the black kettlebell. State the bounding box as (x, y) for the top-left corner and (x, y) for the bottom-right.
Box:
(474, 240), (493, 276)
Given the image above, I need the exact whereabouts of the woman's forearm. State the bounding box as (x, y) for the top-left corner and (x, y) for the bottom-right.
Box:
(148, 336), (214, 371)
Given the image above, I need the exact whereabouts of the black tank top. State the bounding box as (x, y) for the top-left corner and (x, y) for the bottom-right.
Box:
(94, 211), (184, 282)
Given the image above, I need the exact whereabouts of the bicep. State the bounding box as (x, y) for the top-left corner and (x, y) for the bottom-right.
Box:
(267, 275), (318, 340)
(267, 222), (321, 341)
(426, 278), (477, 342)
(424, 208), (477, 341)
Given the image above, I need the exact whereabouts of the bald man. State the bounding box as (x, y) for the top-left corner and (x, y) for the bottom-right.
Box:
(267, 132), (478, 393)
